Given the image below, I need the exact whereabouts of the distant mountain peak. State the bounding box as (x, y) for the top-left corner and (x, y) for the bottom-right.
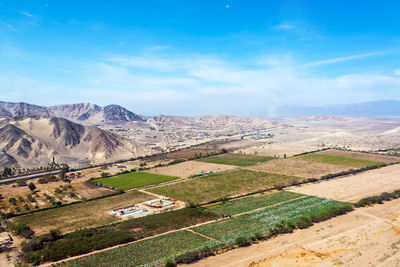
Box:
(276, 99), (400, 117)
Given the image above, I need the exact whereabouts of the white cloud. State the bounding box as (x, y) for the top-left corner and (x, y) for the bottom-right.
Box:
(19, 10), (33, 17)
(2, 49), (400, 116)
(275, 23), (295, 30)
(302, 51), (388, 67)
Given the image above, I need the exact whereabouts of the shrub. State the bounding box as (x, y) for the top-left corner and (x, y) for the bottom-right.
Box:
(164, 258), (176, 267)
(100, 172), (110, 178)
(38, 177), (48, 184)
(9, 198), (17, 206)
(16, 180), (27, 186)
(235, 236), (250, 247)
(14, 223), (35, 239)
(380, 192), (393, 201)
(253, 231), (264, 240)
(27, 195), (36, 202)
(295, 216), (313, 229)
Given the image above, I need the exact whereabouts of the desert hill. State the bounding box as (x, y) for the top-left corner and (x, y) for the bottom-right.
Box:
(0, 117), (144, 168)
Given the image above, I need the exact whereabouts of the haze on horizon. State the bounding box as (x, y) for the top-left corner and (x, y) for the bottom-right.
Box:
(1, 0), (400, 117)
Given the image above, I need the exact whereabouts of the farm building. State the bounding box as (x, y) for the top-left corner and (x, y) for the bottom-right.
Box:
(112, 205), (148, 216)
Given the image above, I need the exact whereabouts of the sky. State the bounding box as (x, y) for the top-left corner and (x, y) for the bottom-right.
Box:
(0, 0), (400, 117)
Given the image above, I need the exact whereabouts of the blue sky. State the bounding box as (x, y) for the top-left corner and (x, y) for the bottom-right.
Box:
(1, 0), (400, 116)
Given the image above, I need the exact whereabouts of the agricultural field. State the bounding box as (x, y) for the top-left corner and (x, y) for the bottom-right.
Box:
(0, 181), (115, 215)
(297, 153), (385, 167)
(91, 171), (179, 190)
(193, 196), (346, 244)
(287, 163), (400, 202)
(12, 190), (153, 234)
(197, 153), (275, 166)
(148, 160), (237, 178)
(57, 230), (220, 267)
(148, 169), (301, 204)
(317, 149), (400, 164)
(193, 199), (400, 267)
(206, 191), (303, 216)
(246, 158), (352, 179)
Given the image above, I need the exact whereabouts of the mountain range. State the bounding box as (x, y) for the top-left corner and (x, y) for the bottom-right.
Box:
(0, 102), (146, 125)
(276, 100), (400, 117)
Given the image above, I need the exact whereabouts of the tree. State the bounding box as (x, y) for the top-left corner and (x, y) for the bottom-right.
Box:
(100, 172), (110, 178)
(28, 182), (36, 192)
(2, 167), (13, 177)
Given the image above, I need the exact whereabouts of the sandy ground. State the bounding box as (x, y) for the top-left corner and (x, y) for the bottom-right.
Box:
(246, 158), (351, 178)
(185, 199), (400, 267)
(238, 143), (320, 158)
(147, 161), (237, 178)
(286, 163), (400, 202)
(317, 149), (400, 163)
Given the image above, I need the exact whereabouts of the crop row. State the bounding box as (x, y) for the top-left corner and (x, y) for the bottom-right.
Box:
(193, 196), (349, 244)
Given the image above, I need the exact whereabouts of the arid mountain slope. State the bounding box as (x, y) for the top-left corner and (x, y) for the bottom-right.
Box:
(0, 117), (145, 168)
(0, 101), (146, 125)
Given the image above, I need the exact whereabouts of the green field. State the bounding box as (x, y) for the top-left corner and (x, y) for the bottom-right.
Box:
(193, 196), (346, 244)
(298, 153), (385, 167)
(12, 190), (153, 234)
(57, 230), (220, 267)
(149, 169), (301, 204)
(197, 153), (275, 166)
(92, 171), (179, 190)
(206, 191), (303, 216)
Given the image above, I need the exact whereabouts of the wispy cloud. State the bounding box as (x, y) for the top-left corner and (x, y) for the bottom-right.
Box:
(4, 23), (17, 31)
(275, 23), (295, 30)
(19, 10), (33, 17)
(302, 51), (388, 67)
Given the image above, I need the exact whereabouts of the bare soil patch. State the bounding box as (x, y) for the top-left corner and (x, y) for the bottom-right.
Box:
(286, 164), (400, 202)
(246, 158), (351, 178)
(147, 161), (237, 178)
(317, 149), (400, 164)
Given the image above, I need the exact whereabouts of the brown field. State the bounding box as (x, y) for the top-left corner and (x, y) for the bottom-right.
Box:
(186, 199), (400, 267)
(246, 158), (351, 178)
(11, 190), (153, 235)
(0, 180), (115, 213)
(286, 163), (400, 202)
(147, 160), (237, 178)
(317, 149), (400, 164)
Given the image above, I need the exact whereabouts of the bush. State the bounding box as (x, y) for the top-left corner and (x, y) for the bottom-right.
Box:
(14, 223), (35, 239)
(9, 197), (17, 206)
(100, 172), (110, 178)
(16, 180), (27, 186)
(27, 195), (36, 202)
(164, 258), (176, 267)
(235, 236), (250, 247)
(295, 216), (313, 229)
(253, 231), (264, 240)
(38, 177), (48, 184)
